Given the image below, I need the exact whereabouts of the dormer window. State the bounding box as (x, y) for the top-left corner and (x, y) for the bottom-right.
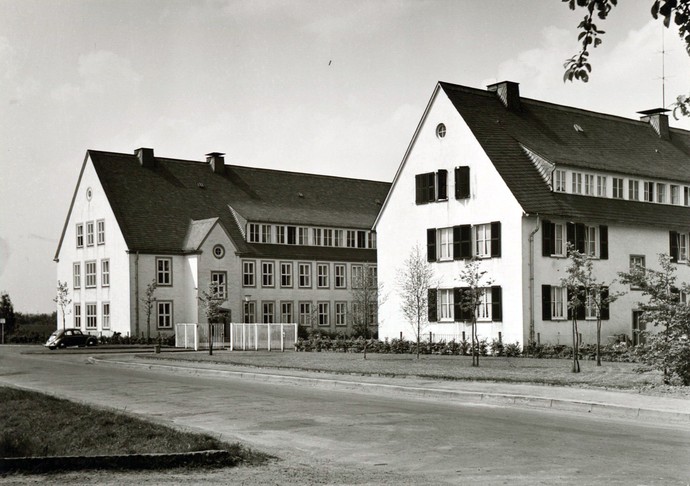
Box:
(553, 170), (566, 192)
(415, 170), (447, 204)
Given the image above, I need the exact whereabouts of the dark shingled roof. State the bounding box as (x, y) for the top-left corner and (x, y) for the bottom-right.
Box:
(84, 150), (390, 258)
(439, 82), (690, 228)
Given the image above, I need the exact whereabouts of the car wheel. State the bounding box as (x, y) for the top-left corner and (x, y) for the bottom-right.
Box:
(49, 346), (56, 351)
(58, 342), (66, 349)
(86, 339), (96, 347)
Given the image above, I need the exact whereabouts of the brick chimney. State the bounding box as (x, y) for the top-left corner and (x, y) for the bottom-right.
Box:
(135, 148), (155, 168)
(206, 152), (225, 175)
(487, 81), (521, 111)
(637, 108), (670, 140)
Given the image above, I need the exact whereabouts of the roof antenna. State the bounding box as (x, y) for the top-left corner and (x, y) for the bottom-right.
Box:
(659, 25), (669, 108)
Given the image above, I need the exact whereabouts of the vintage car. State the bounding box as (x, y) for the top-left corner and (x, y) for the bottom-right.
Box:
(45, 328), (98, 350)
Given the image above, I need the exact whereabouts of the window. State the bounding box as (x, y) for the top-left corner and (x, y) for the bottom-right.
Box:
(261, 261), (274, 287)
(596, 175), (607, 197)
(543, 221), (608, 259)
(85, 261), (97, 288)
(86, 221), (94, 246)
(368, 232), (377, 249)
(74, 303), (81, 328)
(243, 301), (256, 323)
(584, 174), (594, 195)
(438, 228), (453, 261)
(476, 289), (492, 321)
(276, 226), (286, 244)
(334, 229), (343, 247)
(368, 266), (377, 286)
(335, 302), (347, 326)
(644, 181), (654, 202)
(612, 178), (624, 199)
(415, 172), (436, 204)
(585, 226), (598, 257)
(553, 223), (566, 256)
(299, 302), (312, 326)
(262, 302), (274, 323)
(436, 170), (448, 200)
(550, 286), (567, 320)
(280, 302), (293, 323)
(213, 244), (225, 258)
(357, 231), (367, 249)
(553, 169), (566, 192)
(455, 166), (470, 199)
(628, 180), (639, 201)
(317, 263), (329, 288)
(346, 230), (357, 248)
(352, 265), (363, 289)
(324, 229), (333, 246)
(73, 262), (81, 289)
(318, 302), (330, 326)
(685, 187), (690, 206)
(439, 289), (453, 321)
(291, 262), (308, 288)
(585, 292), (597, 319)
(680, 233), (689, 262)
(287, 226), (297, 245)
(313, 228), (322, 246)
(629, 254), (646, 290)
(156, 257), (172, 286)
(298, 227), (309, 245)
(261, 224), (272, 243)
(101, 259), (110, 287)
(571, 172), (582, 194)
(656, 183), (666, 203)
(211, 271), (227, 298)
(157, 301), (173, 328)
(97, 219), (105, 245)
(102, 302), (110, 330)
(248, 223), (260, 242)
(334, 264), (346, 289)
(76, 224), (84, 248)
(280, 262), (292, 288)
(86, 303), (97, 329)
(474, 224), (491, 258)
(436, 123), (446, 138)
(243, 260), (255, 287)
(671, 185), (680, 205)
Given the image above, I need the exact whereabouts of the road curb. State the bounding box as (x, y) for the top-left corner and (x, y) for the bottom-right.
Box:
(92, 357), (690, 425)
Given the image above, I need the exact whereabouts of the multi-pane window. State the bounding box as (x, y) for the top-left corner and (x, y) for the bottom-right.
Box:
(585, 292), (597, 319)
(298, 263), (311, 288)
(243, 261), (255, 287)
(685, 187), (690, 206)
(97, 219), (105, 245)
(243, 301), (256, 323)
(351, 265), (363, 289)
(596, 175), (607, 197)
(157, 301), (173, 328)
(85, 261), (97, 288)
(287, 226), (297, 245)
(299, 302), (312, 326)
(73, 262), (81, 289)
(262, 261), (274, 287)
(584, 174), (594, 196)
(317, 263), (329, 288)
(102, 302), (110, 330)
(553, 223), (566, 256)
(628, 180), (639, 201)
(629, 255), (646, 290)
(298, 227), (309, 245)
(262, 302), (275, 323)
(656, 183), (666, 203)
(211, 271), (227, 298)
(86, 221), (95, 246)
(476, 289), (492, 321)
(101, 259), (110, 287)
(571, 172), (582, 194)
(368, 232), (377, 249)
(439, 289), (453, 321)
(313, 228), (322, 246)
(280, 262), (292, 287)
(612, 178), (624, 199)
(324, 229), (333, 246)
(261, 224), (271, 243)
(553, 169), (566, 192)
(474, 224), (491, 258)
(276, 226), (286, 244)
(346, 230), (357, 248)
(74, 303), (82, 328)
(644, 181), (654, 202)
(248, 223), (260, 242)
(334, 230), (343, 247)
(156, 257), (172, 286)
(357, 231), (367, 248)
(551, 286), (567, 319)
(318, 302), (330, 326)
(335, 302), (347, 326)
(76, 224), (84, 248)
(671, 185), (680, 205)
(86, 303), (97, 329)
(280, 302), (293, 323)
(680, 233), (689, 262)
(585, 226), (598, 257)
(438, 227), (453, 261)
(334, 264), (346, 288)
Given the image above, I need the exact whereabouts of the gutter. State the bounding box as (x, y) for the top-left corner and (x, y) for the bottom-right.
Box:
(527, 214), (540, 346)
(135, 251), (140, 338)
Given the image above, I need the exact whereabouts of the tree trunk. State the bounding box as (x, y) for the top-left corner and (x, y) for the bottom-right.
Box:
(416, 318), (420, 360)
(208, 322), (213, 356)
(572, 317), (580, 373)
(596, 317), (602, 366)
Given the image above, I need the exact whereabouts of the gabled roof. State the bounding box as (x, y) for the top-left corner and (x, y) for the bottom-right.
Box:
(56, 150), (390, 259)
(437, 81), (690, 227)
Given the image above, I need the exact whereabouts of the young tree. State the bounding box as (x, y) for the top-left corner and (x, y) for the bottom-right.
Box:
(619, 254), (690, 385)
(199, 281), (225, 356)
(561, 246), (587, 373)
(53, 280), (72, 331)
(350, 262), (382, 359)
(457, 258), (493, 367)
(0, 292), (16, 337)
(142, 279), (158, 342)
(398, 244), (434, 360)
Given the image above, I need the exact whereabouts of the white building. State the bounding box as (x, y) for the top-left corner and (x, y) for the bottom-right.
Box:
(54, 149), (389, 338)
(375, 81), (690, 347)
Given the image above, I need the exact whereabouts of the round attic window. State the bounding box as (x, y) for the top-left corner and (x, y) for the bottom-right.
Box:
(86, 187), (93, 201)
(213, 244), (225, 259)
(436, 123), (446, 138)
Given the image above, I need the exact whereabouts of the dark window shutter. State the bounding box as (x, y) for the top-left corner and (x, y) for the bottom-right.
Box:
(425, 172), (436, 202)
(427, 288), (437, 322)
(575, 223), (586, 253)
(600, 286), (610, 320)
(491, 286), (502, 321)
(427, 228), (437, 262)
(599, 225), (609, 260)
(460, 224), (472, 259)
(542, 220), (553, 257)
(437, 170), (448, 200)
(566, 222), (576, 252)
(455, 166), (470, 199)
(453, 226), (461, 260)
(415, 174), (424, 204)
(567, 288), (574, 320)
(541, 285), (551, 321)
(577, 286), (586, 320)
(490, 221), (501, 257)
(453, 288), (462, 321)
(459, 287), (473, 321)
(670, 231), (679, 262)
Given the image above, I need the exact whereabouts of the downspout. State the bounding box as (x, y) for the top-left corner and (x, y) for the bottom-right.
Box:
(135, 251), (140, 338)
(528, 214), (540, 348)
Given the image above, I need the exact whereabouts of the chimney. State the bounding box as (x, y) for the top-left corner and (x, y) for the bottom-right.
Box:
(487, 81), (521, 111)
(637, 108), (670, 140)
(134, 147), (155, 168)
(206, 152), (225, 175)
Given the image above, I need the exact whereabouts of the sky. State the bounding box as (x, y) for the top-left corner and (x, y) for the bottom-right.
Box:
(1, 0), (690, 314)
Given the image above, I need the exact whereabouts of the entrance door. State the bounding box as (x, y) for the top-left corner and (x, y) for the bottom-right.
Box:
(632, 311), (646, 346)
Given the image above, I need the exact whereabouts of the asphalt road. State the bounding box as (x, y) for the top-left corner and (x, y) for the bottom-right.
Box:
(2, 346), (689, 485)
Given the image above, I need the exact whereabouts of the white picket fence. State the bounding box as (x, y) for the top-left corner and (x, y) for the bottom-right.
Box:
(229, 323), (297, 351)
(175, 323), (225, 350)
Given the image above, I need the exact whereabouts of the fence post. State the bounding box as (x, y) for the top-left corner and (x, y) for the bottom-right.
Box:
(429, 331), (433, 343)
(280, 323), (284, 352)
(268, 323), (272, 351)
(254, 323), (258, 351)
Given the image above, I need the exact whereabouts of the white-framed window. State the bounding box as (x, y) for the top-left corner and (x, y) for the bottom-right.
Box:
(596, 175), (607, 197)
(553, 169), (566, 192)
(157, 301), (173, 328)
(86, 221), (95, 246)
(680, 233), (689, 262)
(248, 223), (260, 242)
(101, 259), (110, 287)
(439, 289), (453, 321)
(551, 286), (567, 320)
(368, 232), (377, 249)
(334, 264), (346, 289)
(313, 228), (322, 246)
(73, 262), (81, 289)
(102, 302), (110, 330)
(612, 178), (624, 199)
(317, 263), (329, 288)
(298, 263), (311, 288)
(477, 289), (492, 321)
(280, 301), (293, 323)
(261, 261), (274, 287)
(298, 302), (312, 326)
(628, 180), (639, 201)
(585, 225), (598, 257)
(156, 257), (172, 286)
(346, 230), (357, 248)
(357, 231), (367, 249)
(76, 224), (84, 248)
(298, 227), (309, 245)
(585, 291), (597, 319)
(243, 260), (255, 287)
(671, 185), (680, 205)
(351, 265), (363, 289)
(85, 260), (97, 288)
(657, 183), (666, 203)
(438, 227), (453, 261)
(276, 226), (286, 244)
(318, 302), (330, 326)
(335, 302), (347, 326)
(287, 226), (297, 245)
(584, 174), (594, 196)
(261, 224), (271, 243)
(474, 223), (491, 258)
(97, 219), (105, 245)
(74, 303), (82, 328)
(629, 254), (646, 290)
(211, 271), (227, 298)
(324, 229), (333, 246)
(262, 302), (274, 323)
(553, 223), (566, 256)
(685, 187), (690, 206)
(571, 172), (582, 194)
(644, 181), (654, 202)
(368, 266), (377, 286)
(86, 303), (97, 329)
(334, 229), (343, 247)
(280, 262), (292, 288)
(243, 301), (256, 323)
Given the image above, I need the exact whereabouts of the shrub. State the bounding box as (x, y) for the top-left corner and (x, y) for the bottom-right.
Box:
(490, 338), (504, 357)
(504, 342), (521, 357)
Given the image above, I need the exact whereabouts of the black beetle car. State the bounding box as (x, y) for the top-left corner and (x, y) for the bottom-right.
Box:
(45, 328), (97, 350)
